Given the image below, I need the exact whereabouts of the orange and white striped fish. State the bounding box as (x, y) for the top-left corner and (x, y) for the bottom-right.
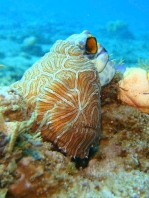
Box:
(11, 30), (109, 158)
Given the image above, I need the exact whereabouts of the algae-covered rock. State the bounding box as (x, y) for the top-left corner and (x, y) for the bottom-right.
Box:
(0, 188), (8, 198)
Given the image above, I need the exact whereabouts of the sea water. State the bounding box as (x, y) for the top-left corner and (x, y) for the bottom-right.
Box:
(0, 0), (149, 83)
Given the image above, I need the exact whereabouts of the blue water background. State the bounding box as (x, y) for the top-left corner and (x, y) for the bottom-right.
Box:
(1, 0), (149, 82)
(1, 0), (149, 32)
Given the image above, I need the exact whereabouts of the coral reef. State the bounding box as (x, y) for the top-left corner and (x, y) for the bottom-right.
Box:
(0, 73), (148, 197)
(0, 86), (36, 153)
(106, 20), (134, 39)
(0, 31), (149, 197)
(107, 20), (128, 33)
(0, 87), (27, 122)
(23, 36), (37, 48)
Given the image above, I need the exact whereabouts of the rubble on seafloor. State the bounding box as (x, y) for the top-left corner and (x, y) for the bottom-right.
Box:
(0, 72), (149, 198)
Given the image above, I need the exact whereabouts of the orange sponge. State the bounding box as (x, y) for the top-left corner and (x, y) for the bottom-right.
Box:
(118, 68), (149, 113)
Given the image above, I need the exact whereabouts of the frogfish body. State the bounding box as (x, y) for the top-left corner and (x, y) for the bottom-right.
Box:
(11, 30), (108, 158)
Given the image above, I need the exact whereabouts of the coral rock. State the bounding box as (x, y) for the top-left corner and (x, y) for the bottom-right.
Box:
(0, 86), (27, 122)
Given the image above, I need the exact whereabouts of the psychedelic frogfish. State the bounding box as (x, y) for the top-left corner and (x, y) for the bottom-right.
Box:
(11, 30), (114, 158)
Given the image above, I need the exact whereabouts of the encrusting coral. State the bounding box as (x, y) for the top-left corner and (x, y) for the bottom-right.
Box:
(0, 87), (27, 122)
(106, 20), (134, 39)
(0, 86), (36, 153)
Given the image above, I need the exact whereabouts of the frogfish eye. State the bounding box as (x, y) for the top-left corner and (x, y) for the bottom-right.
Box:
(85, 36), (97, 54)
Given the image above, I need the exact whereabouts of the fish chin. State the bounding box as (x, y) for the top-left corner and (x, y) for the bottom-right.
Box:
(95, 52), (109, 73)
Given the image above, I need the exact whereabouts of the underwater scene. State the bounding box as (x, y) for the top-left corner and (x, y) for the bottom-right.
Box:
(0, 0), (149, 197)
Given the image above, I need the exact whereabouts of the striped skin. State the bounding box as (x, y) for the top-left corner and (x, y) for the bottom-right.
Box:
(11, 40), (101, 158)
